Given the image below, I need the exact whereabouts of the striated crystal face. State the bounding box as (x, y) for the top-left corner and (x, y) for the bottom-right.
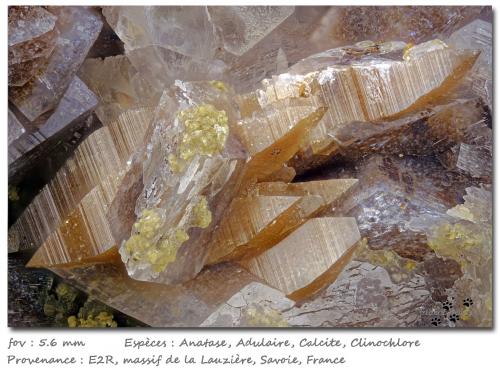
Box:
(8, 6), (492, 328)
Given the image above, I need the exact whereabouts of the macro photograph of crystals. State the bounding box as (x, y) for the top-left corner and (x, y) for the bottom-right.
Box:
(7, 5), (492, 328)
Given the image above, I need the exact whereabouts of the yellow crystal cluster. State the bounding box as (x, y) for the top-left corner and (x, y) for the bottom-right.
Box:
(168, 104), (229, 173)
(123, 196), (213, 273)
(243, 304), (289, 327)
(428, 222), (485, 269)
(68, 311), (117, 328)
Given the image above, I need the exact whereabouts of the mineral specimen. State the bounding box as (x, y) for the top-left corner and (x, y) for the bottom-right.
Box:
(206, 179), (358, 264)
(200, 282), (294, 327)
(51, 262), (285, 327)
(208, 6), (294, 56)
(8, 6), (492, 329)
(447, 19), (492, 108)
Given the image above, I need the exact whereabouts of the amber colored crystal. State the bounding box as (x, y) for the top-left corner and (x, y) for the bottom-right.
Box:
(206, 195), (323, 264)
(243, 217), (361, 300)
(11, 108), (152, 253)
(27, 174), (122, 268)
(254, 178), (358, 211)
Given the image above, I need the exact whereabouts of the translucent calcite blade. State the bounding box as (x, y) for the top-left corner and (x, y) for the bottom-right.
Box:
(205, 179), (358, 264)
(248, 41), (478, 165)
(208, 6), (294, 56)
(200, 282), (294, 327)
(50, 262), (279, 327)
(244, 217), (361, 301)
(9, 6), (102, 121)
(27, 174), (123, 268)
(8, 6), (58, 65)
(206, 195), (324, 264)
(235, 98), (327, 187)
(9, 108), (152, 253)
(309, 98), (488, 165)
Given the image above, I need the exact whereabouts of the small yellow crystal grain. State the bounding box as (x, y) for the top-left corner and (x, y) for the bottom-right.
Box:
(193, 196), (212, 228)
(210, 80), (227, 91)
(177, 104), (229, 162)
(134, 208), (163, 239)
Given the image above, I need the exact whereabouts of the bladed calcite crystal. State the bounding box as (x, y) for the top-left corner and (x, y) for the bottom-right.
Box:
(244, 217), (361, 301)
(8, 6), (492, 328)
(206, 195), (324, 264)
(9, 6), (103, 121)
(207, 178), (358, 264)
(235, 40), (480, 178)
(9, 107), (152, 254)
(26, 175), (123, 268)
